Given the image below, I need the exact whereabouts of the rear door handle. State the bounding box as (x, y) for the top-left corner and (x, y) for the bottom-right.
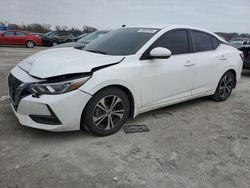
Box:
(219, 55), (227, 60)
(184, 61), (194, 67)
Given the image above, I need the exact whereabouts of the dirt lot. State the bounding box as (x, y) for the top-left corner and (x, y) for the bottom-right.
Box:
(0, 47), (250, 188)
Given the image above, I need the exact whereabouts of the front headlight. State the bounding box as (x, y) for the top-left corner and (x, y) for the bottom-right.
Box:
(31, 76), (90, 95)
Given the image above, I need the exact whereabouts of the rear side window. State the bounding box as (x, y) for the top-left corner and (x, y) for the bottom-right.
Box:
(211, 36), (220, 49)
(4, 31), (15, 36)
(151, 30), (189, 55)
(59, 32), (71, 36)
(16, 32), (26, 36)
(191, 30), (213, 52)
(58, 33), (65, 36)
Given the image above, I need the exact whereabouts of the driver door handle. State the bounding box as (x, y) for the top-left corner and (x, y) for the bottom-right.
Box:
(219, 55), (227, 61)
(184, 61), (194, 67)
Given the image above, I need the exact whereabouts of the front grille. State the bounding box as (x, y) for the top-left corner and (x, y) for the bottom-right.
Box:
(8, 74), (32, 110)
(8, 74), (22, 103)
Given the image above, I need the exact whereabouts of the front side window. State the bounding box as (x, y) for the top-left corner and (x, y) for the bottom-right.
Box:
(58, 32), (67, 36)
(84, 28), (159, 55)
(4, 31), (15, 36)
(149, 30), (189, 55)
(191, 30), (213, 52)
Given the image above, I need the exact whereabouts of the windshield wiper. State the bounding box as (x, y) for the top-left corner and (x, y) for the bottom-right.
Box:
(85, 50), (107, 54)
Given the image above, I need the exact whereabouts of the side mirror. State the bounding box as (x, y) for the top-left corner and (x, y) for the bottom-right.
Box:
(148, 47), (172, 59)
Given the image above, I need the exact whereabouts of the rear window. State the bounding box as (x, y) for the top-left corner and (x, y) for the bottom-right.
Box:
(191, 30), (213, 52)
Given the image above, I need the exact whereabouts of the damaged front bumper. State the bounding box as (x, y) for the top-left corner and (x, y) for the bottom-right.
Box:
(8, 66), (92, 132)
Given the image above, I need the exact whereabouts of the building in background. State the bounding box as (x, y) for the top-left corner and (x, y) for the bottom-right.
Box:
(0, 22), (9, 31)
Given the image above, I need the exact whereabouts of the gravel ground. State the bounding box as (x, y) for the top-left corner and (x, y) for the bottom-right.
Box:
(0, 47), (250, 188)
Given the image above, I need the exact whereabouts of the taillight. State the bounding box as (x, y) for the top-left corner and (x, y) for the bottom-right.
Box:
(240, 53), (244, 61)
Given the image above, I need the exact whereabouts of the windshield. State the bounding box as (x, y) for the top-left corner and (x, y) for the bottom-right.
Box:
(229, 42), (243, 48)
(77, 33), (88, 38)
(45, 31), (53, 36)
(84, 28), (159, 55)
(78, 31), (107, 43)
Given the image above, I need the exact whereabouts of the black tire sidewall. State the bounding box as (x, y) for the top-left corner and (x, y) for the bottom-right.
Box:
(83, 88), (130, 136)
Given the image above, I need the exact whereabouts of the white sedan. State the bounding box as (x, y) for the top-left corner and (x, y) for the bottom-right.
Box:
(8, 25), (243, 136)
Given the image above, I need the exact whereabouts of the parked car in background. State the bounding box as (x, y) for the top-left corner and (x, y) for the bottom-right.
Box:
(53, 30), (110, 48)
(8, 25), (243, 136)
(238, 44), (250, 69)
(229, 41), (245, 48)
(0, 30), (42, 48)
(41, 31), (75, 46)
(32, 32), (45, 38)
(230, 38), (249, 43)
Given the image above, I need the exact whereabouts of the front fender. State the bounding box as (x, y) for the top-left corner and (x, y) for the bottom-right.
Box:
(79, 79), (140, 118)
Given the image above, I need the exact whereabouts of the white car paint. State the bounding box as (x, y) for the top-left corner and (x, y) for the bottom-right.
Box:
(18, 48), (124, 78)
(9, 25), (243, 132)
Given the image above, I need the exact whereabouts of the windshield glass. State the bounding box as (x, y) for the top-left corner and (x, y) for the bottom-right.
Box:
(78, 32), (106, 43)
(84, 28), (159, 55)
(45, 31), (53, 36)
(229, 42), (243, 48)
(77, 33), (88, 38)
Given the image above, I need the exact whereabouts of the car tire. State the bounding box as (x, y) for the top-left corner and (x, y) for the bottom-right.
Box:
(52, 41), (58, 46)
(82, 87), (130, 136)
(25, 40), (35, 48)
(211, 71), (235, 102)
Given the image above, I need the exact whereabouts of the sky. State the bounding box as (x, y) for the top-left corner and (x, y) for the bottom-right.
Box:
(0, 0), (250, 33)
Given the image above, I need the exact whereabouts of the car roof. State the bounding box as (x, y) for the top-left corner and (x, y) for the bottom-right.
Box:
(127, 24), (226, 42)
(2, 30), (30, 33)
(127, 24), (211, 31)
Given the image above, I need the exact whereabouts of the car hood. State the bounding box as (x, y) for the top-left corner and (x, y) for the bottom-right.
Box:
(18, 48), (124, 79)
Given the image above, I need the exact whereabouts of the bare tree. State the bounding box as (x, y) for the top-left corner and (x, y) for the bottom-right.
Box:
(7, 22), (97, 35)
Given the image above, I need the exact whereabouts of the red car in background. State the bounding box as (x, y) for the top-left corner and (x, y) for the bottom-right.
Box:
(0, 30), (42, 48)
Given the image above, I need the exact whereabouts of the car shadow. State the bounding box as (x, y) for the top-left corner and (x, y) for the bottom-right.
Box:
(1, 104), (93, 141)
(241, 70), (250, 77)
(3, 95), (218, 141)
(128, 96), (213, 123)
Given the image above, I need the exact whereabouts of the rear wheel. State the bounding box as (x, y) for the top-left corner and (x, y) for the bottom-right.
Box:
(82, 87), (130, 136)
(211, 71), (235, 101)
(25, 40), (35, 48)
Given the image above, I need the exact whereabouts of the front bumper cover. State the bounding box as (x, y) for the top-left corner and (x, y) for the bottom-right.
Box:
(8, 68), (92, 132)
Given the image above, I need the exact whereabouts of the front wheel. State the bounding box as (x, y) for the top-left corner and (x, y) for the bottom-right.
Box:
(211, 71), (235, 101)
(52, 41), (58, 46)
(25, 40), (35, 48)
(82, 87), (130, 136)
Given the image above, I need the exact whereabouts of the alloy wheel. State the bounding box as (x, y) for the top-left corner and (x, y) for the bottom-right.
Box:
(93, 95), (125, 131)
(219, 75), (233, 99)
(27, 41), (34, 48)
